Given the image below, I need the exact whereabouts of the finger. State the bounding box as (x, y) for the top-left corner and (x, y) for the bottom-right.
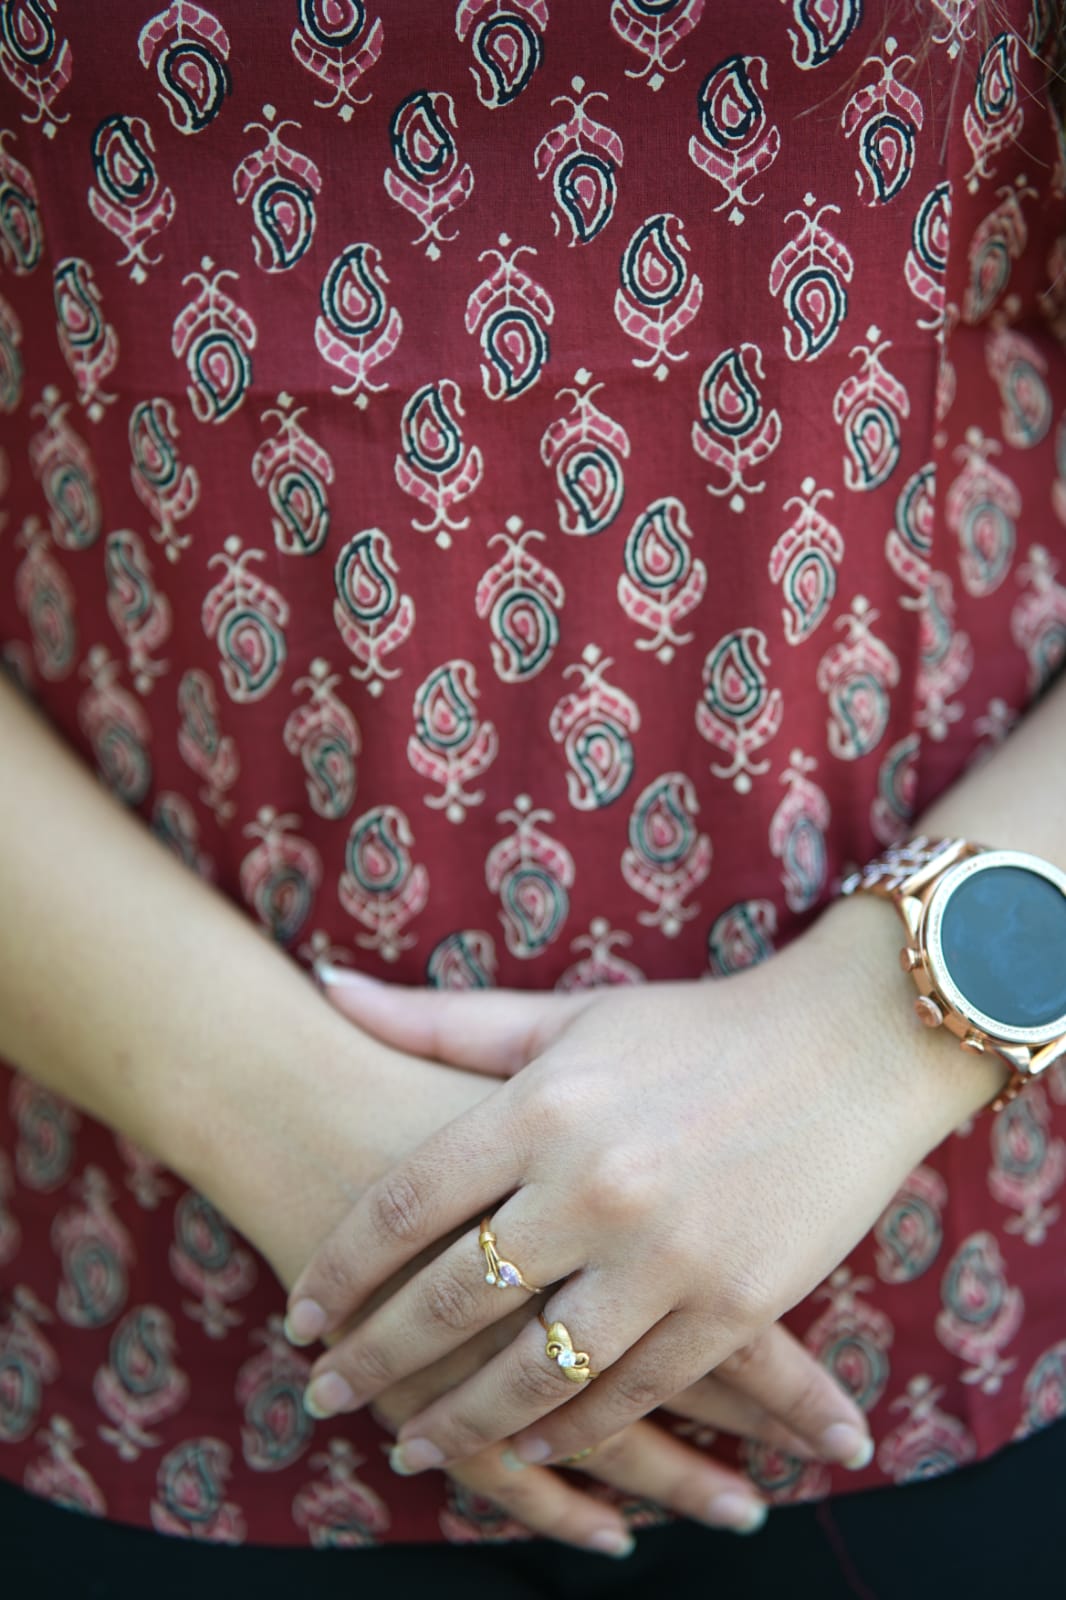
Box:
(285, 1100), (521, 1346)
(581, 1420), (768, 1536)
(709, 1324), (873, 1471)
(506, 1311), (728, 1467)
(388, 1276), (667, 1471)
(301, 1214), (581, 1420)
(446, 1453), (635, 1560)
(659, 1373), (820, 1463)
(315, 967), (595, 1075)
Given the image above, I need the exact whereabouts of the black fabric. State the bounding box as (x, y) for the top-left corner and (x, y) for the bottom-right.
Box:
(4, 1417), (1065, 1599)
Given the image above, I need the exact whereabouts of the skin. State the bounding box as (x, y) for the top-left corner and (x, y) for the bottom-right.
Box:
(0, 669), (870, 1554)
(286, 673), (1066, 1477)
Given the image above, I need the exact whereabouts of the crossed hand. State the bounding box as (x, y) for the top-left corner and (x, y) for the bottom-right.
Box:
(285, 925), (950, 1551)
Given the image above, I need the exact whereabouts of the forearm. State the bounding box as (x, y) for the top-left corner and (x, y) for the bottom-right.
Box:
(807, 669), (1066, 1136)
(0, 672), (490, 1266)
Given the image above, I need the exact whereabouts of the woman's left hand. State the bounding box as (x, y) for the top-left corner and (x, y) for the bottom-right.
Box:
(287, 899), (1004, 1472)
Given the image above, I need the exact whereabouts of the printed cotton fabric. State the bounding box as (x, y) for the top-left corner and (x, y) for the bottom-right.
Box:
(2, 0), (1066, 1548)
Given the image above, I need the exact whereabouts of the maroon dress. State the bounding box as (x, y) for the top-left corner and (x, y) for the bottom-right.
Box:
(1, 0), (1066, 1548)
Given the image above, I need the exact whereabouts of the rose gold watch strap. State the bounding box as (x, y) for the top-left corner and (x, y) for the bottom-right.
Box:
(840, 835), (970, 906)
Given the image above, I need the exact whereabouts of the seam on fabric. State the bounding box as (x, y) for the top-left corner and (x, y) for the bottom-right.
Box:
(814, 1501), (882, 1600)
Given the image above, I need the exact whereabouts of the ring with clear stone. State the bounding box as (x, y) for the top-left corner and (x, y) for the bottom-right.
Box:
(540, 1315), (598, 1384)
(478, 1218), (542, 1293)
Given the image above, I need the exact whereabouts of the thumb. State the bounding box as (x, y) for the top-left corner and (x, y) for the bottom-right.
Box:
(313, 964), (597, 1076)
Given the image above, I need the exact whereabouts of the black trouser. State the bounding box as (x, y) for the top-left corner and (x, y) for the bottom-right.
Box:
(4, 1418), (1065, 1599)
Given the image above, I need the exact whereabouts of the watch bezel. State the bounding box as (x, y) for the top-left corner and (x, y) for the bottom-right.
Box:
(923, 848), (1066, 1045)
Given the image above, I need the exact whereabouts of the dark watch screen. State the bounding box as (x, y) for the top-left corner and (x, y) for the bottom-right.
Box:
(940, 866), (1066, 1029)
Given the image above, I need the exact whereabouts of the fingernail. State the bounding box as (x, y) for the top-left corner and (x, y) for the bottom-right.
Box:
(303, 1371), (356, 1419)
(704, 1495), (768, 1534)
(285, 1299), (328, 1346)
(513, 1437), (553, 1465)
(586, 1530), (636, 1559)
(389, 1438), (446, 1475)
(501, 1449), (527, 1473)
(314, 960), (378, 988)
(820, 1423), (874, 1471)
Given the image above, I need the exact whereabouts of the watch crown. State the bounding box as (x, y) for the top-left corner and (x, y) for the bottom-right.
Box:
(960, 1030), (986, 1055)
(899, 945), (923, 974)
(914, 996), (944, 1028)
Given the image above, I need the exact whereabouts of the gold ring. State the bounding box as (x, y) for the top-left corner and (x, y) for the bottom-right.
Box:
(478, 1218), (542, 1293)
(540, 1314), (598, 1384)
(560, 1447), (596, 1465)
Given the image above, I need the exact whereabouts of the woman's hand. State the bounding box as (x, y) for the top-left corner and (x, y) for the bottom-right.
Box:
(369, 1300), (870, 1547)
(287, 895), (993, 1472)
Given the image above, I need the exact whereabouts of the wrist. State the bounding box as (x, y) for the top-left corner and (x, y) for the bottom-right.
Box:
(801, 889), (1008, 1149)
(168, 980), (494, 1283)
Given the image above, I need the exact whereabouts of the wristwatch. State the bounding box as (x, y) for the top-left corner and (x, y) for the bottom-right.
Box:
(841, 835), (1066, 1111)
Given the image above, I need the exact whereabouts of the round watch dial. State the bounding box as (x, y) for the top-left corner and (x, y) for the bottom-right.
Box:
(924, 851), (1066, 1045)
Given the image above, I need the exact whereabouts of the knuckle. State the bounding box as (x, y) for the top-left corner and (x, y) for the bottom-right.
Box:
(371, 1170), (426, 1247)
(519, 1073), (592, 1141)
(579, 1147), (660, 1224)
(717, 1265), (774, 1329)
(717, 1332), (769, 1384)
(778, 1368), (832, 1433)
(512, 1348), (573, 1408)
(439, 1414), (495, 1461)
(607, 1367), (663, 1418)
(421, 1271), (480, 1334)
(338, 1336), (396, 1394)
(309, 1237), (358, 1308)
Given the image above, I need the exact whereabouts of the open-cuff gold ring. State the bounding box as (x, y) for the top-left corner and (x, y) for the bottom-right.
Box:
(478, 1218), (542, 1293)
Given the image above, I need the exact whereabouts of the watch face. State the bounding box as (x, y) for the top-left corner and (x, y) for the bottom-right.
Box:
(925, 851), (1066, 1044)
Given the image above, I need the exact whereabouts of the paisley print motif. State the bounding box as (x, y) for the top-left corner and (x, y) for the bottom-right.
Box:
(768, 478), (843, 643)
(549, 644), (639, 811)
(316, 241), (402, 403)
(408, 659), (498, 822)
(202, 537), (289, 703)
(172, 258), (256, 423)
(475, 519), (564, 681)
(689, 54), (780, 226)
(290, 0), (384, 119)
(622, 771), (711, 937)
(234, 107), (321, 273)
(695, 626), (782, 791)
(840, 43), (923, 205)
(332, 527), (415, 694)
(541, 369), (629, 535)
(615, 212), (702, 379)
(385, 89), (473, 258)
(769, 197), (853, 361)
(138, 4), (233, 135)
(0, 130), (43, 275)
(395, 378), (482, 546)
(618, 495), (706, 662)
(692, 342), (781, 511)
(252, 394), (333, 556)
(465, 234), (554, 401)
(129, 396), (201, 563)
(88, 113), (176, 282)
(53, 256), (118, 421)
(339, 805), (430, 961)
(535, 78), (624, 245)
(0, 0), (1064, 1553)
(457, 0), (547, 109)
(486, 796), (574, 959)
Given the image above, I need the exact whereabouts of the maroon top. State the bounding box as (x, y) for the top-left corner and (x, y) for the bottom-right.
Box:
(2, 0), (1066, 1548)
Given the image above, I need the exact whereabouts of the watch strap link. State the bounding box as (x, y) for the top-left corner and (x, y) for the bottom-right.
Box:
(840, 835), (976, 905)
